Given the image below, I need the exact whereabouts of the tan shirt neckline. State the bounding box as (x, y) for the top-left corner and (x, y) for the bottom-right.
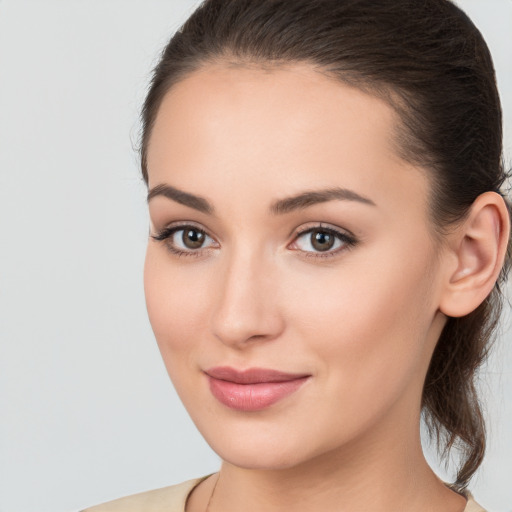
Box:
(82, 475), (487, 511)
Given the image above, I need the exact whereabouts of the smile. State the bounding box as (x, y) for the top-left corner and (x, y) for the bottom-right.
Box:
(205, 366), (311, 412)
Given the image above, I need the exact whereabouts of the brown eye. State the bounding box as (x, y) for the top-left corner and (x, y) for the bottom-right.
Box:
(290, 225), (356, 258)
(310, 230), (335, 252)
(182, 228), (205, 249)
(151, 224), (217, 257)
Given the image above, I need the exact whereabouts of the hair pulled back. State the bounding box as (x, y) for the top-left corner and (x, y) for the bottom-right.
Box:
(140, 0), (511, 490)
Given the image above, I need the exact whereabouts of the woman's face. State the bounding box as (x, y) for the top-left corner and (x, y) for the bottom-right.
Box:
(144, 63), (450, 469)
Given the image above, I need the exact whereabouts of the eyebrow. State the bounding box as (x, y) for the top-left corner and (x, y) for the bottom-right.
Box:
(147, 183), (376, 215)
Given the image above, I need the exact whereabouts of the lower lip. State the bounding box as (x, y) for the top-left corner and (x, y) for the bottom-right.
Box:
(207, 376), (309, 412)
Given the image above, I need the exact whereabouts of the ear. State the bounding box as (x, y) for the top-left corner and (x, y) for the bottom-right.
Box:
(439, 191), (510, 318)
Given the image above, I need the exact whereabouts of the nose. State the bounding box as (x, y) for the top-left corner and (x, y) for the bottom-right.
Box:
(210, 247), (285, 349)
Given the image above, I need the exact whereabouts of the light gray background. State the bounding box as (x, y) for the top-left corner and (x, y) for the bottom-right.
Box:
(0, 1), (510, 511)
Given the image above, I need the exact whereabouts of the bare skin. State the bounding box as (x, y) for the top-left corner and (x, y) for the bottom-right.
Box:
(144, 63), (508, 512)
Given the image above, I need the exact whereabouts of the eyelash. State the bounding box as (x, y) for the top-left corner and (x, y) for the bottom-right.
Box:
(151, 222), (358, 260)
(151, 223), (216, 259)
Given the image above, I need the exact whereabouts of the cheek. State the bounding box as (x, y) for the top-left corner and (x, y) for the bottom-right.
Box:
(143, 245), (208, 362)
(287, 241), (438, 404)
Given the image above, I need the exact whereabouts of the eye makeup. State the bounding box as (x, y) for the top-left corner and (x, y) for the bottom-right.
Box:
(150, 221), (358, 260)
(290, 223), (358, 260)
(151, 222), (218, 258)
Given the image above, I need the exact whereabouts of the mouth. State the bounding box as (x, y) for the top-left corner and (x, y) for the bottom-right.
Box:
(204, 366), (311, 412)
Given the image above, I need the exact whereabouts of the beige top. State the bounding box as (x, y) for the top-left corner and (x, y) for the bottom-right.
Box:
(82, 475), (487, 512)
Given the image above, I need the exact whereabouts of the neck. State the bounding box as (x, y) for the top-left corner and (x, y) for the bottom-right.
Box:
(207, 408), (466, 512)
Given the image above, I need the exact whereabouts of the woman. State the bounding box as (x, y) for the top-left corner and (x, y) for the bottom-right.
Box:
(84, 0), (511, 511)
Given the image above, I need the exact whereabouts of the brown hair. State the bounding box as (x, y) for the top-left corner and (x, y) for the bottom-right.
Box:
(139, 0), (511, 490)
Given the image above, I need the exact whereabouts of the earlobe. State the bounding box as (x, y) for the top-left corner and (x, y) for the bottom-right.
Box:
(439, 191), (510, 318)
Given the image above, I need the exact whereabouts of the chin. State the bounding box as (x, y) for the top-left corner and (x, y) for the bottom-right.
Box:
(214, 444), (310, 471)
(197, 420), (333, 472)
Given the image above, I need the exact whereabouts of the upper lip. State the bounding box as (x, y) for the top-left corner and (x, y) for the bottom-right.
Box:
(205, 366), (310, 384)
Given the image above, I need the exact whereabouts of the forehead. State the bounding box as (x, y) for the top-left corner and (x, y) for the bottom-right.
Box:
(149, 63), (399, 152)
(146, 62), (430, 219)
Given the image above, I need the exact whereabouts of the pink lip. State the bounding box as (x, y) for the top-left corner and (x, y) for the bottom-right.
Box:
(205, 366), (310, 412)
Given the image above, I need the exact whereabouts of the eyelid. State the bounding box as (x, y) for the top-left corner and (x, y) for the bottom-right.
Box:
(151, 221), (219, 258)
(151, 221), (357, 259)
(290, 221), (356, 241)
(151, 220), (211, 238)
(288, 222), (358, 259)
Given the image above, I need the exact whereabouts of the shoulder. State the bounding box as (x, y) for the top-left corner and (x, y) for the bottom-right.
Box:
(81, 476), (209, 512)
